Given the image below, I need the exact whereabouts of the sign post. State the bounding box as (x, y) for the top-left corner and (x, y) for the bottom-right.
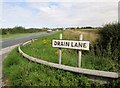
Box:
(78, 34), (83, 67)
(52, 34), (89, 67)
(58, 33), (62, 64)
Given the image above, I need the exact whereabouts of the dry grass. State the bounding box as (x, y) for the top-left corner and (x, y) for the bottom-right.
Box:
(63, 29), (99, 45)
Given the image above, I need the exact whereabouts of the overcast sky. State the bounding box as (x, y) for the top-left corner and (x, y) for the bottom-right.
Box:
(1, 0), (119, 28)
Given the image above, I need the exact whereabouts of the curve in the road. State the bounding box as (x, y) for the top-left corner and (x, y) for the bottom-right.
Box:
(2, 32), (55, 48)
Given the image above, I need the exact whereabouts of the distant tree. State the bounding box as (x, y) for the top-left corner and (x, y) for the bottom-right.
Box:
(1, 26), (44, 35)
(81, 26), (93, 29)
(76, 27), (80, 29)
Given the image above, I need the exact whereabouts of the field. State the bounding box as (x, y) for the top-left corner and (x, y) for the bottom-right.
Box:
(63, 30), (99, 46)
(0, 33), (36, 39)
(1, 26), (46, 39)
(3, 29), (120, 87)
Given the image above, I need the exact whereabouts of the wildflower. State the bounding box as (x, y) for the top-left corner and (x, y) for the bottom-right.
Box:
(42, 39), (51, 45)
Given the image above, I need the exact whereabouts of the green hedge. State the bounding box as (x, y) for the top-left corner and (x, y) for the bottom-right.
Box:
(96, 23), (120, 61)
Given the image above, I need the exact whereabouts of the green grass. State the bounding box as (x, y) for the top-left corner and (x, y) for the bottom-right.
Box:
(3, 48), (101, 87)
(3, 31), (120, 87)
(21, 32), (119, 72)
(0, 32), (42, 39)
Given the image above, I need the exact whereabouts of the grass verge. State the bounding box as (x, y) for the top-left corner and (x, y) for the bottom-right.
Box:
(21, 32), (119, 72)
(3, 48), (101, 87)
(1, 32), (42, 39)
(3, 31), (120, 87)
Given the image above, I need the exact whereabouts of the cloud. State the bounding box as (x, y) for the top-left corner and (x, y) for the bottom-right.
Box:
(0, 1), (2, 27)
(1, 1), (118, 28)
(15, 0), (120, 2)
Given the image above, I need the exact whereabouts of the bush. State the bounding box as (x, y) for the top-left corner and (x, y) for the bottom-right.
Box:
(96, 23), (120, 61)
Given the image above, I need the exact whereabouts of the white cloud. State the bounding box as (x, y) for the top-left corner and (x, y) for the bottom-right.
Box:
(1, 1), (118, 28)
(0, 1), (3, 27)
(25, 0), (119, 2)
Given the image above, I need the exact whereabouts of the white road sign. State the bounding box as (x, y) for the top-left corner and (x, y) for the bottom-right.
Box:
(52, 39), (89, 50)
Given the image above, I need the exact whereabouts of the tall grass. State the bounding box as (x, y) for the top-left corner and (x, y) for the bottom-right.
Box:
(63, 30), (99, 45)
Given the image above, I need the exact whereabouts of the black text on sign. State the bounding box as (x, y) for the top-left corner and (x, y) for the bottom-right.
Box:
(52, 40), (89, 50)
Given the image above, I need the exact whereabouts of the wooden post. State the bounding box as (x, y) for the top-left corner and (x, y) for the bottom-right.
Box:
(58, 33), (62, 64)
(78, 34), (83, 67)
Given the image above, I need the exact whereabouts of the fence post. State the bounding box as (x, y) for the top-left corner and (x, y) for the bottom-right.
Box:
(78, 34), (83, 67)
(58, 33), (62, 64)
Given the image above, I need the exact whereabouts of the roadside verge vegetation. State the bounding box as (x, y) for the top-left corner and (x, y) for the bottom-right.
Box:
(1, 26), (46, 38)
(3, 23), (120, 87)
(3, 48), (101, 87)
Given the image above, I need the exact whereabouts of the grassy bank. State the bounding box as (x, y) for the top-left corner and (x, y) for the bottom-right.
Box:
(21, 31), (118, 72)
(3, 48), (101, 87)
(4, 48), (120, 87)
(3, 30), (120, 87)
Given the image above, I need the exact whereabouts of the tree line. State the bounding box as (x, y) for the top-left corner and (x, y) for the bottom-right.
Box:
(1, 26), (46, 35)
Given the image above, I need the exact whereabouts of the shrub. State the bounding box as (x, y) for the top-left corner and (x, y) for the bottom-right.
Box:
(96, 23), (120, 61)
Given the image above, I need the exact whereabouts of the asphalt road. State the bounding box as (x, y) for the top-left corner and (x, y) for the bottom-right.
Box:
(2, 32), (54, 48)
(1, 32), (56, 61)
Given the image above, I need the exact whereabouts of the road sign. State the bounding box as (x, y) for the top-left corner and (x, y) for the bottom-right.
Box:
(52, 39), (89, 50)
(52, 33), (89, 67)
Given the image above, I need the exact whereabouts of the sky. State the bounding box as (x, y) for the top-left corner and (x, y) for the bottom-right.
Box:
(0, 0), (119, 28)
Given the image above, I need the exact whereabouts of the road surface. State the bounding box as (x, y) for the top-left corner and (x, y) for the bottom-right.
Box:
(2, 32), (54, 48)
